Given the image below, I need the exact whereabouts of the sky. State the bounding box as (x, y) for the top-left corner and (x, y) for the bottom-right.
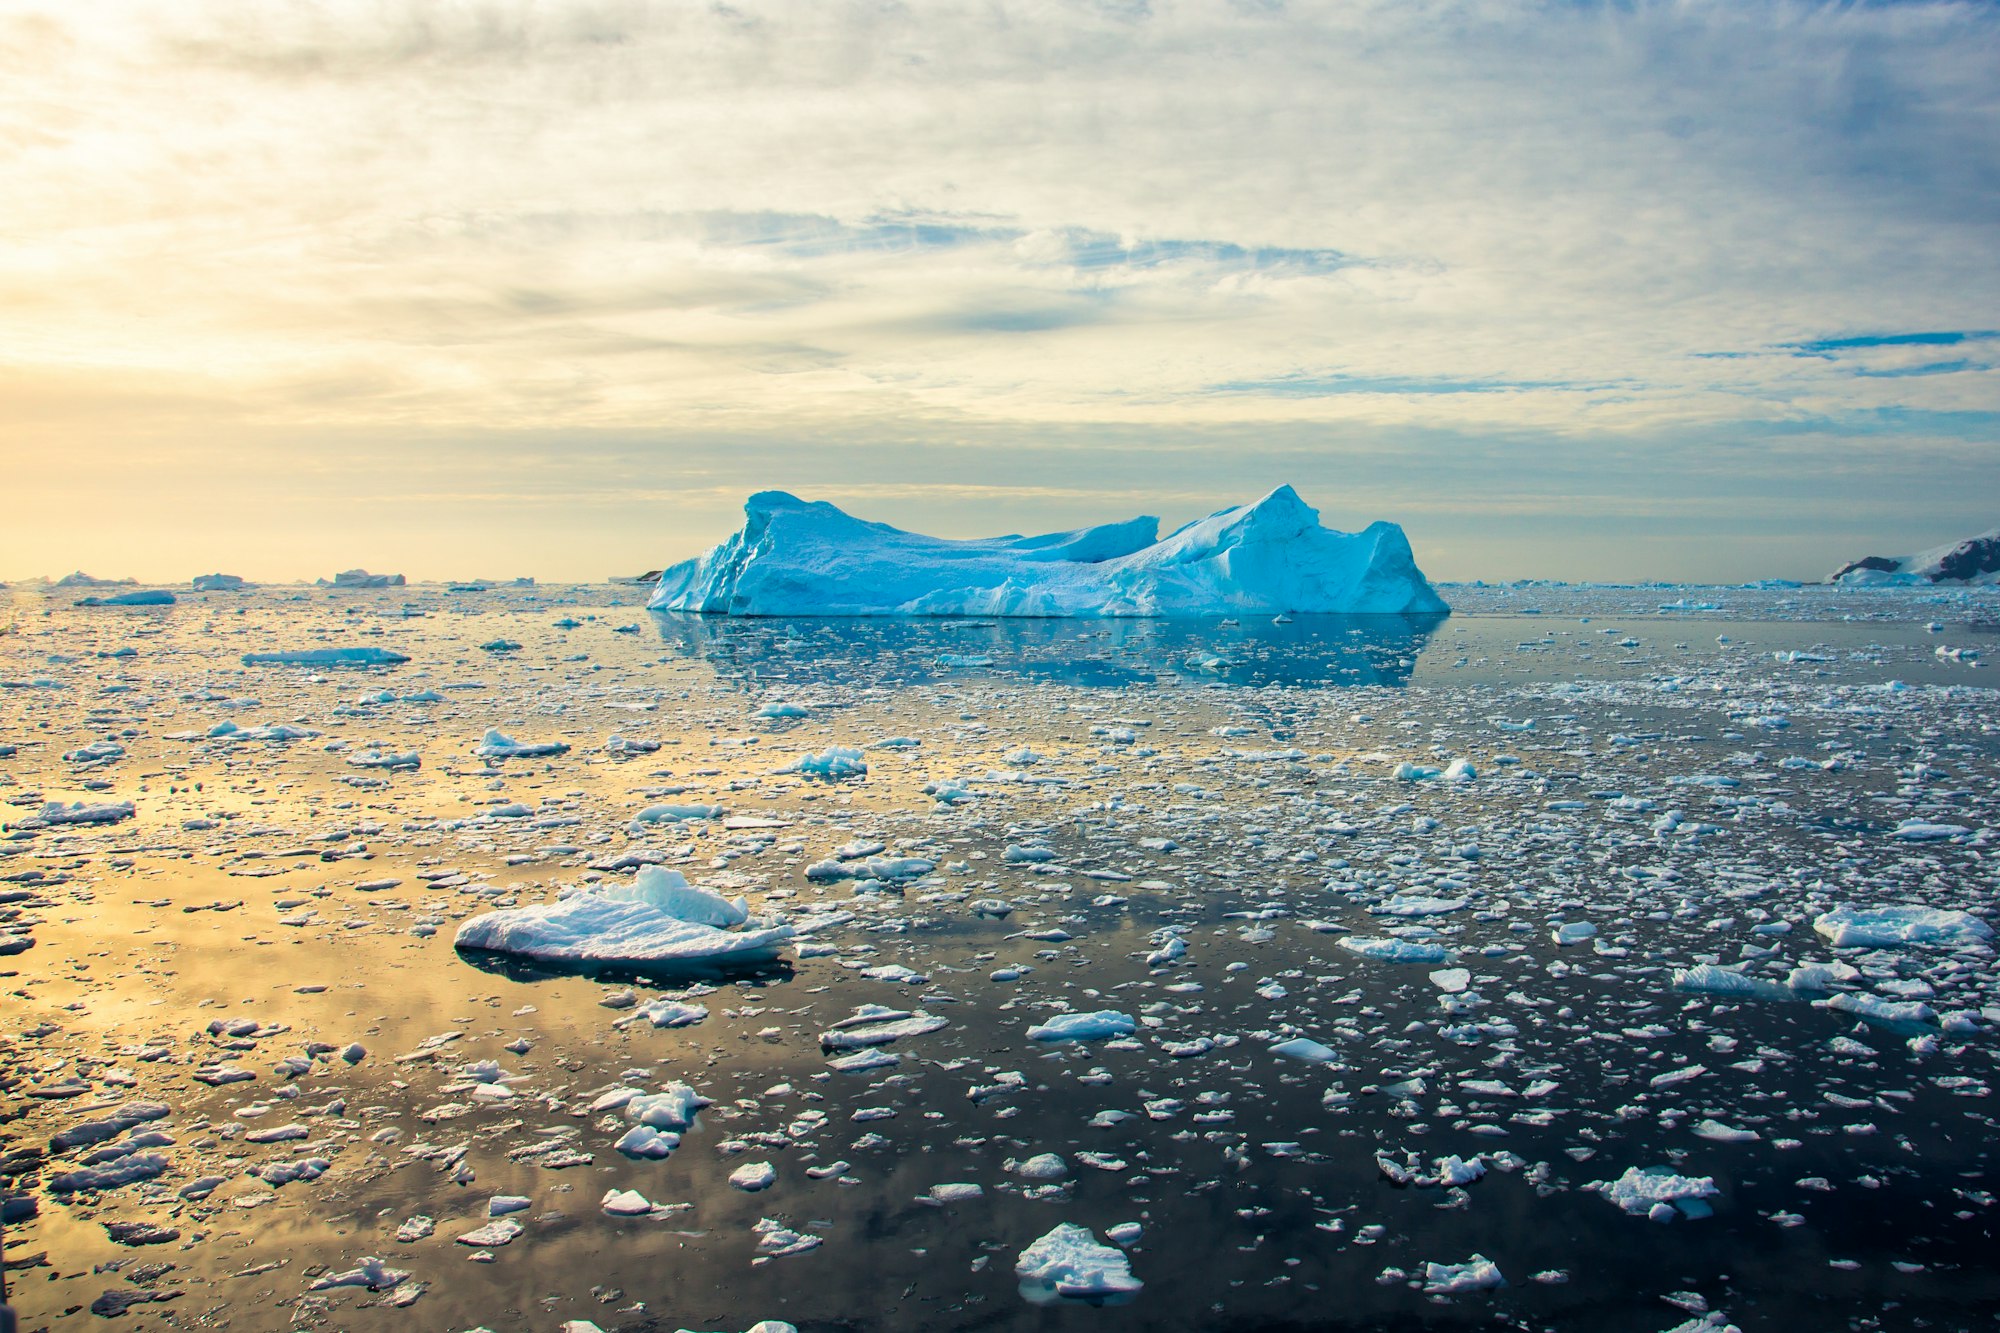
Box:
(3, 0), (1998, 584)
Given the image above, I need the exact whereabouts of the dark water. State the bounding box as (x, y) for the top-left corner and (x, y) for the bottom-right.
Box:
(2, 582), (1998, 1333)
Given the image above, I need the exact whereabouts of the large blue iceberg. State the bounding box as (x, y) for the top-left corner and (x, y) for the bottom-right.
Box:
(647, 486), (1447, 617)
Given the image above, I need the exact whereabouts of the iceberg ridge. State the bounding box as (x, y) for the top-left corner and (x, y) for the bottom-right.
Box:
(648, 486), (1446, 617)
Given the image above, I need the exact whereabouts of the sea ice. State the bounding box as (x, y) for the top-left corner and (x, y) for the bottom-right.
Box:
(1027, 1011), (1137, 1042)
(242, 646), (411, 667)
(1592, 1166), (1721, 1219)
(1422, 1254), (1505, 1294)
(1812, 905), (1992, 948)
(1338, 936), (1451, 964)
(473, 728), (571, 759)
(1015, 1223), (1143, 1302)
(649, 487), (1446, 617)
(453, 868), (791, 969)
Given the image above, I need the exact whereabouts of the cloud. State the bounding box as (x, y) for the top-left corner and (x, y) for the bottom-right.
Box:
(2, 0), (1998, 578)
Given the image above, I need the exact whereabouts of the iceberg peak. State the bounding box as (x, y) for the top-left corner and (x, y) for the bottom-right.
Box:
(648, 488), (1446, 618)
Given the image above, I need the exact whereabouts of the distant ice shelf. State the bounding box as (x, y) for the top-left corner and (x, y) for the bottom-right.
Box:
(646, 485), (1447, 617)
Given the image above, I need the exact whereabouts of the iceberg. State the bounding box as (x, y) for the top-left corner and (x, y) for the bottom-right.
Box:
(191, 573), (250, 591)
(325, 569), (406, 588)
(454, 866), (792, 971)
(648, 486), (1446, 617)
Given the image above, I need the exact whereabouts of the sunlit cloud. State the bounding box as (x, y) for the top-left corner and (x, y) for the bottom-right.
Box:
(2, 0), (1997, 581)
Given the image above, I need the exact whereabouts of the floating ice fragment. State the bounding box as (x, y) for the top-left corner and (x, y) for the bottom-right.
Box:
(1016, 1223), (1143, 1302)
(1592, 1166), (1719, 1219)
(1338, 936), (1450, 964)
(1812, 905), (1992, 949)
(1269, 1037), (1339, 1063)
(473, 729), (570, 759)
(453, 867), (785, 969)
(1027, 1011), (1136, 1043)
(778, 747), (867, 780)
(242, 646), (409, 667)
(1422, 1254), (1505, 1294)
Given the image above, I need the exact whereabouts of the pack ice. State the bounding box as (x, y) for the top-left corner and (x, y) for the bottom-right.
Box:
(647, 486), (1447, 617)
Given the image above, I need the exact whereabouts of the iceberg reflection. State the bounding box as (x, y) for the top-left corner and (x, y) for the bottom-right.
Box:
(648, 611), (1446, 688)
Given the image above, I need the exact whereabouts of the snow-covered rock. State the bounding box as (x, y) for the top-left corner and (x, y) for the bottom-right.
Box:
(1830, 525), (2000, 585)
(648, 486), (1446, 617)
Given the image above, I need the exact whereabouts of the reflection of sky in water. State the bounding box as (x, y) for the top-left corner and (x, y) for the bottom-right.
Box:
(10, 587), (2000, 1332)
(649, 612), (1447, 689)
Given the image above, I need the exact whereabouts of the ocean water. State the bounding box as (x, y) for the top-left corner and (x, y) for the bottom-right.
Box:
(2, 581), (1997, 1332)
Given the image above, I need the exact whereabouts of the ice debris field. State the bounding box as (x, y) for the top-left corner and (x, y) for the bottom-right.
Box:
(1, 576), (1998, 1332)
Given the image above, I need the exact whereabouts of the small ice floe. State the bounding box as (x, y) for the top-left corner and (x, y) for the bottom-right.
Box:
(630, 803), (723, 829)
(1008, 1153), (1068, 1180)
(76, 589), (176, 606)
(1671, 964), (1793, 1002)
(1663, 1313), (1744, 1333)
(454, 1217), (522, 1247)
(600, 1189), (658, 1217)
(241, 646), (409, 667)
(922, 1183), (984, 1205)
(347, 749), (420, 770)
(1270, 1036), (1339, 1063)
(1551, 921), (1597, 946)
(729, 1162), (777, 1191)
(307, 1257), (409, 1291)
(1421, 1254), (1505, 1294)
(1027, 1011), (1136, 1043)
(453, 866), (790, 970)
(1821, 993), (1938, 1026)
(1338, 936), (1450, 964)
(1812, 905), (1992, 949)
(1370, 895), (1468, 918)
(17, 800), (135, 828)
(1590, 1166), (1720, 1221)
(752, 1218), (821, 1258)
(819, 1008), (948, 1050)
(622, 998), (709, 1029)
(777, 746), (867, 780)
(1016, 1223), (1142, 1304)
(1888, 820), (1972, 842)
(49, 1153), (170, 1194)
(756, 701), (810, 719)
(472, 728), (570, 760)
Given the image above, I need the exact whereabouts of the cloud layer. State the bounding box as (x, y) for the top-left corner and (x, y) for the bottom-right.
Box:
(3, 0), (1997, 580)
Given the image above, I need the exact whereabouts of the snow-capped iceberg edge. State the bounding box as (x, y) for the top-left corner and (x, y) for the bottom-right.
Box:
(647, 486), (1448, 617)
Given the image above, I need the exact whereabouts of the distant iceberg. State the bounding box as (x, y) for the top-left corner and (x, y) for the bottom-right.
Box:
(647, 486), (1447, 617)
(323, 569), (406, 589)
